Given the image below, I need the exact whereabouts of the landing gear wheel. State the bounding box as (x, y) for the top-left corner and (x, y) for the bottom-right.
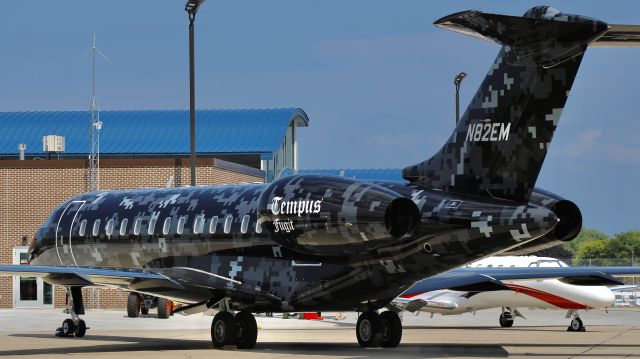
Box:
(356, 311), (382, 347)
(74, 319), (87, 338)
(499, 313), (514, 328)
(235, 311), (258, 349)
(379, 311), (402, 348)
(211, 311), (237, 349)
(61, 319), (75, 337)
(568, 317), (585, 332)
(157, 298), (172, 319)
(127, 293), (141, 318)
(141, 307), (149, 315)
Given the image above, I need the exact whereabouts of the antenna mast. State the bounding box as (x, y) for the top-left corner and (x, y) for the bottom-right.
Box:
(88, 34), (106, 192)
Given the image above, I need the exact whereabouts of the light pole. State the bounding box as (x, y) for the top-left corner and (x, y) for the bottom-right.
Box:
(186, 0), (205, 186)
(454, 72), (467, 124)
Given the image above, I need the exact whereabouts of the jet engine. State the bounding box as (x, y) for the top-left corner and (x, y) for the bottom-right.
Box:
(257, 175), (420, 256)
(502, 188), (582, 255)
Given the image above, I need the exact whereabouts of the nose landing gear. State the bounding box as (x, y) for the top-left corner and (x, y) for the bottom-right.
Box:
(55, 287), (89, 338)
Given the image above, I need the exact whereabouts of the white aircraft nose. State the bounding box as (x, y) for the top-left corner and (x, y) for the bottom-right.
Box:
(587, 287), (616, 308)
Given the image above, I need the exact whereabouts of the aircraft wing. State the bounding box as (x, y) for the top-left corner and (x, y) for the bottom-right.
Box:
(400, 267), (640, 299)
(0, 264), (280, 305)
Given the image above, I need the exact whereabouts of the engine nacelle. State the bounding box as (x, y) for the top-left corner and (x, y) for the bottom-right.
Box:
(257, 175), (420, 256)
(502, 188), (582, 255)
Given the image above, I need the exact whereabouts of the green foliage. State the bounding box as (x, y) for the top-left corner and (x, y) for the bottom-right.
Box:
(563, 228), (610, 255)
(570, 228), (640, 264)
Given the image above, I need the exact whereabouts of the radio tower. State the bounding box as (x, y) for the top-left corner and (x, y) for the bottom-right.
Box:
(88, 34), (107, 192)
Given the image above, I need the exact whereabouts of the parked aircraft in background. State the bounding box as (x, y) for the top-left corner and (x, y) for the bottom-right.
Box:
(1, 6), (639, 349)
(396, 256), (640, 331)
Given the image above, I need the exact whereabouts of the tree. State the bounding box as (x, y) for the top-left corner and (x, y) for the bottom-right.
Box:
(575, 240), (608, 260)
(563, 227), (610, 255)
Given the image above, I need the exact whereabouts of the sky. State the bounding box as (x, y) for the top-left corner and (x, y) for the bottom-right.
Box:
(1, 1), (639, 235)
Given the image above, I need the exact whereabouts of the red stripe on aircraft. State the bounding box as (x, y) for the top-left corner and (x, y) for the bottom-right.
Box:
(506, 284), (591, 310)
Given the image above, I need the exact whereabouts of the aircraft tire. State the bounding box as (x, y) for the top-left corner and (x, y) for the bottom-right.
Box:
(499, 314), (514, 328)
(211, 311), (237, 349)
(157, 298), (171, 319)
(235, 311), (258, 349)
(568, 318), (584, 332)
(127, 293), (141, 318)
(61, 319), (75, 337)
(380, 311), (402, 348)
(356, 311), (382, 347)
(75, 319), (87, 337)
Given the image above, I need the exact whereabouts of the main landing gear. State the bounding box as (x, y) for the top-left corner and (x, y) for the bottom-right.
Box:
(567, 310), (585, 332)
(211, 310), (258, 349)
(55, 287), (88, 338)
(499, 307), (515, 328)
(356, 310), (402, 348)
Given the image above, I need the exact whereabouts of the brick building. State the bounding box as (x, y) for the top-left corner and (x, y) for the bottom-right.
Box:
(0, 108), (308, 309)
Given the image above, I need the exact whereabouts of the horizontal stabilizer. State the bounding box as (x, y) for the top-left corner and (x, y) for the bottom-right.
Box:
(434, 9), (608, 67)
(590, 25), (640, 47)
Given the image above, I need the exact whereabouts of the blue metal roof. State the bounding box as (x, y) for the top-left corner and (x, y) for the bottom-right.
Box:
(0, 108), (308, 157)
(295, 168), (405, 182)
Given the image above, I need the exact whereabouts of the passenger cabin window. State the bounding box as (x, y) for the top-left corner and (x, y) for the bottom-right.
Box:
(79, 220), (87, 237)
(255, 218), (262, 234)
(92, 219), (101, 236)
(208, 216), (218, 234)
(120, 218), (128, 236)
(176, 216), (186, 235)
(162, 217), (171, 235)
(194, 215), (205, 234)
(133, 218), (142, 235)
(106, 219), (114, 236)
(148, 217), (157, 235)
(224, 215), (233, 234)
(241, 215), (250, 234)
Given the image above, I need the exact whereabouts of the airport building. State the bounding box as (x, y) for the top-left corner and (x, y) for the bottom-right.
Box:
(0, 108), (308, 309)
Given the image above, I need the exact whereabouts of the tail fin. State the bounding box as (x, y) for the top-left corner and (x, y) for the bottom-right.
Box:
(403, 6), (637, 202)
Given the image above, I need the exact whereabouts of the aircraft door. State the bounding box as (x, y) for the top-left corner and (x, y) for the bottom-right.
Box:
(55, 200), (85, 266)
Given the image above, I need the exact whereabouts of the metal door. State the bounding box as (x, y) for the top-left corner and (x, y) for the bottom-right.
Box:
(13, 247), (53, 308)
(55, 200), (85, 266)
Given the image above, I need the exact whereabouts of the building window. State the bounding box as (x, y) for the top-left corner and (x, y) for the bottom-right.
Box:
(241, 215), (250, 234)
(224, 215), (232, 234)
(148, 217), (157, 235)
(177, 216), (186, 235)
(79, 220), (87, 237)
(209, 216), (218, 234)
(106, 219), (114, 236)
(92, 219), (101, 236)
(162, 217), (171, 235)
(120, 218), (128, 236)
(133, 218), (142, 236)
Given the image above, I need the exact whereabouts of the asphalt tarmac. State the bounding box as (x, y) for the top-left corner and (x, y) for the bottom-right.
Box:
(0, 308), (638, 358)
